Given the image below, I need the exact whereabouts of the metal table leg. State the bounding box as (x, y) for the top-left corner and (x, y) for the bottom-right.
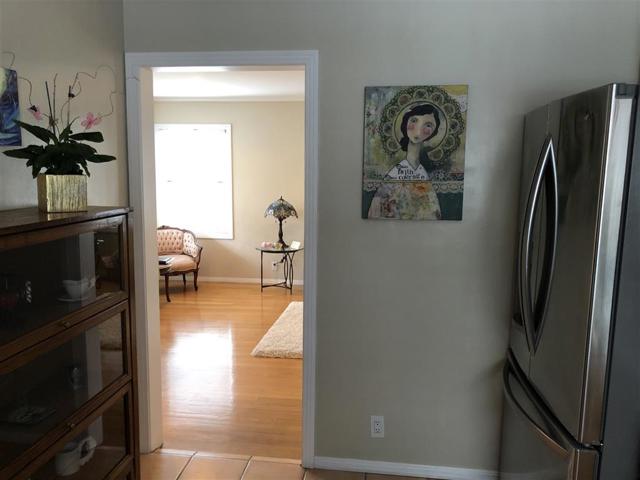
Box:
(283, 251), (297, 293)
(257, 248), (301, 292)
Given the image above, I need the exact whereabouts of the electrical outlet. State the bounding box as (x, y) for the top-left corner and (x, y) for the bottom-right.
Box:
(271, 261), (279, 272)
(371, 415), (384, 438)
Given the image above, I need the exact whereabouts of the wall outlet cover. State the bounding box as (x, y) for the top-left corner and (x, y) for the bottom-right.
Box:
(371, 415), (384, 438)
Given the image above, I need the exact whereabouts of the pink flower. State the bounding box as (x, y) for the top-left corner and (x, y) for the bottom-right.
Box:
(28, 105), (43, 121)
(81, 112), (102, 130)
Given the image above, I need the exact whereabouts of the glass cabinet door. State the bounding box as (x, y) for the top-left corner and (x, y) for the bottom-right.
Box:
(0, 307), (129, 474)
(0, 216), (127, 356)
(27, 391), (132, 480)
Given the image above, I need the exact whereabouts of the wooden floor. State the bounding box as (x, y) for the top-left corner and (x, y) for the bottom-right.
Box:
(160, 282), (303, 459)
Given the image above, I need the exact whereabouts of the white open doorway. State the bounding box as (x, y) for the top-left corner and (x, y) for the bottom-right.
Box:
(124, 51), (318, 468)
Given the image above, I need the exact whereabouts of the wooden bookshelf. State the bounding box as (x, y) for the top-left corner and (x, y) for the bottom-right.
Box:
(0, 207), (138, 480)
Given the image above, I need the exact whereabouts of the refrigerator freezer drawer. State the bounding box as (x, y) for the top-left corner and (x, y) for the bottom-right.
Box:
(500, 356), (599, 480)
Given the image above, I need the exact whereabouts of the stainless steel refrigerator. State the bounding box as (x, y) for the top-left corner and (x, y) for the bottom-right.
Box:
(499, 83), (640, 480)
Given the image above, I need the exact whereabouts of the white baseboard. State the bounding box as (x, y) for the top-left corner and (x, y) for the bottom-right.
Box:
(313, 456), (498, 480)
(162, 275), (303, 286)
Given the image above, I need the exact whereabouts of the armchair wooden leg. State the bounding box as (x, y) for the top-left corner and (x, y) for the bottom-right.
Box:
(194, 271), (199, 291)
(182, 274), (187, 290)
(165, 275), (171, 303)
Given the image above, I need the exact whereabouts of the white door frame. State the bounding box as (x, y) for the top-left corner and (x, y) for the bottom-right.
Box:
(124, 50), (319, 467)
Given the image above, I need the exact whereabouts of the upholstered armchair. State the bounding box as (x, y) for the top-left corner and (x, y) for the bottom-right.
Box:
(157, 225), (203, 302)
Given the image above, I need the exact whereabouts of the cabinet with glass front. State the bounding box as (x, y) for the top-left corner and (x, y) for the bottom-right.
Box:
(0, 207), (138, 480)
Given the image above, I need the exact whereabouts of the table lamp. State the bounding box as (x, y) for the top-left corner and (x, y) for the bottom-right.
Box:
(264, 196), (298, 248)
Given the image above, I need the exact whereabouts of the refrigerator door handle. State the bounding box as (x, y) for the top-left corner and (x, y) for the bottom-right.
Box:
(505, 351), (589, 454)
(532, 137), (559, 352)
(503, 363), (566, 454)
(518, 134), (558, 353)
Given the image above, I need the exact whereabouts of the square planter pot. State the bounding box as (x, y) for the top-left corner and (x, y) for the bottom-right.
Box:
(37, 174), (88, 213)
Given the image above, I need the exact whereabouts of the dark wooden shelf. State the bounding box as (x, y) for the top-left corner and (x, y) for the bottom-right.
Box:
(0, 207), (131, 237)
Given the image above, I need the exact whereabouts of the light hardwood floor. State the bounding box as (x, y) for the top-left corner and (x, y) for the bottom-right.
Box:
(160, 282), (303, 459)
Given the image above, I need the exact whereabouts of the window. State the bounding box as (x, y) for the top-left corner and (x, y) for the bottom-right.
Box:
(154, 124), (233, 239)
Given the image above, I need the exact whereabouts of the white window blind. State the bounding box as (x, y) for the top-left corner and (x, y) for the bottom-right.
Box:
(154, 124), (233, 239)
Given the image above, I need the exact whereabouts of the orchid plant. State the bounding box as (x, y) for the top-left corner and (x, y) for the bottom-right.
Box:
(3, 68), (116, 177)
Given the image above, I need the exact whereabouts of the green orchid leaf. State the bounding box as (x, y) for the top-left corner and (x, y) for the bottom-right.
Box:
(3, 145), (44, 160)
(30, 152), (51, 178)
(15, 120), (57, 144)
(87, 154), (116, 163)
(69, 131), (104, 143)
(8, 124), (112, 176)
(55, 142), (96, 157)
(78, 158), (91, 177)
(59, 122), (75, 142)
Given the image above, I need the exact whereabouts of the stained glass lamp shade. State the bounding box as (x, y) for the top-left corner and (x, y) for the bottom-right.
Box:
(264, 196), (298, 248)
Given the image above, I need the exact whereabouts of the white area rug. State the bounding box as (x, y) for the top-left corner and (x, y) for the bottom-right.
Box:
(252, 301), (303, 359)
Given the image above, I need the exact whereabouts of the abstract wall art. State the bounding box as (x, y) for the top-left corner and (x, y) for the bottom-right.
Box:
(0, 68), (22, 147)
(362, 85), (468, 221)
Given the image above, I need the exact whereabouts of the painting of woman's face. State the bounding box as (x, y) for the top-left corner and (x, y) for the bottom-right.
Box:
(406, 113), (437, 144)
(362, 84), (468, 221)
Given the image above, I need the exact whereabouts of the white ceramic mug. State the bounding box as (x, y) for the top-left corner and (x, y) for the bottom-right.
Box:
(54, 436), (97, 476)
(62, 277), (95, 299)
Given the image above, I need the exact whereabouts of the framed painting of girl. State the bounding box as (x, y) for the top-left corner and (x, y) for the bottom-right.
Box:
(362, 85), (468, 220)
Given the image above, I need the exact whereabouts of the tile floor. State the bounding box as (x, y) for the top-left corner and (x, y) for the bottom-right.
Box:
(141, 450), (434, 480)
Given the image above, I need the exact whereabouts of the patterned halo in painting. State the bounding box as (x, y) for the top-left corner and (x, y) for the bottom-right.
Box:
(0, 68), (21, 147)
(362, 85), (468, 220)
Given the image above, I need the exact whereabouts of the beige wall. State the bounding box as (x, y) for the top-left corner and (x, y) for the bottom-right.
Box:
(154, 101), (305, 281)
(124, 1), (640, 471)
(0, 0), (127, 209)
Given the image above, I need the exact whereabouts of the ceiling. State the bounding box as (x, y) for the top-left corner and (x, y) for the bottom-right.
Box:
(152, 66), (305, 102)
